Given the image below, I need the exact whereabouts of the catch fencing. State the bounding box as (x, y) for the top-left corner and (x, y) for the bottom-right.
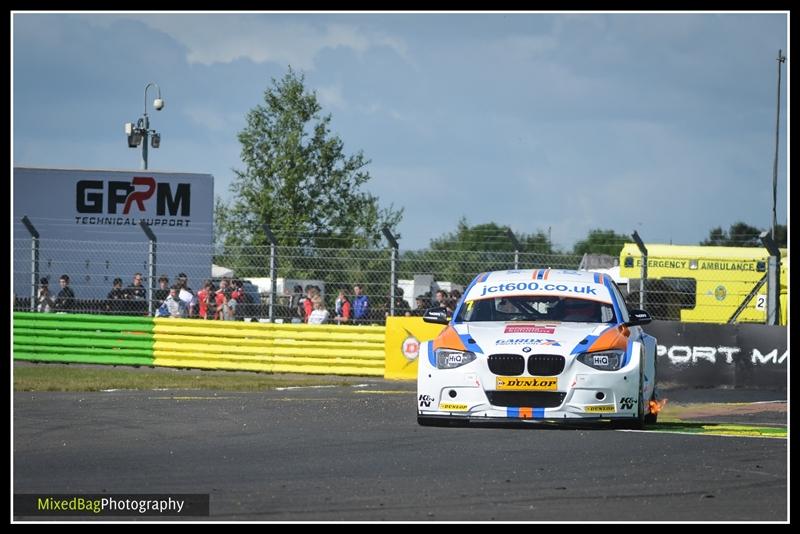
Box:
(13, 236), (784, 325)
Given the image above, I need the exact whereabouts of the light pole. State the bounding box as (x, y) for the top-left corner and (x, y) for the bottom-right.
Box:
(772, 50), (786, 240)
(125, 82), (164, 170)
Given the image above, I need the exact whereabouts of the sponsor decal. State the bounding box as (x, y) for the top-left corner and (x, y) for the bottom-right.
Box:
(438, 402), (469, 411)
(495, 338), (561, 346)
(656, 345), (788, 365)
(77, 178), (191, 216)
(630, 258), (758, 272)
(479, 282), (599, 297)
(584, 405), (616, 413)
(496, 376), (557, 391)
(619, 397), (637, 410)
(418, 394), (435, 408)
(504, 324), (557, 334)
(401, 336), (420, 361)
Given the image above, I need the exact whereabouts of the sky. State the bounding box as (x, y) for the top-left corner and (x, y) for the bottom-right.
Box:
(12, 12), (789, 251)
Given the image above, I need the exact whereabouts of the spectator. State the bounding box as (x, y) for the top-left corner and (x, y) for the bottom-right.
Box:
(176, 273), (197, 317)
(352, 284), (369, 323)
(231, 279), (253, 318)
(197, 280), (217, 320)
(125, 272), (147, 315)
(157, 285), (188, 318)
(334, 289), (351, 325)
(449, 289), (462, 311)
(53, 274), (75, 312)
(290, 284), (305, 323)
(307, 295), (329, 324)
(217, 289), (237, 321)
(303, 285), (320, 323)
(154, 275), (170, 305)
(126, 272), (146, 300)
(36, 277), (54, 313)
(105, 277), (127, 314)
(434, 289), (451, 313)
(411, 294), (428, 316)
(390, 287), (411, 317)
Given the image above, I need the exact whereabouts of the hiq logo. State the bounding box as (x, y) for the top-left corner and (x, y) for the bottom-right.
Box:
(76, 178), (191, 216)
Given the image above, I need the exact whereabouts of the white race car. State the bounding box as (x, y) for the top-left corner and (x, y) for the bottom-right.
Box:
(417, 269), (659, 428)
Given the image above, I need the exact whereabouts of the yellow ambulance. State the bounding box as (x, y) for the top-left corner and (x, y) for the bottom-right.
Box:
(619, 244), (787, 325)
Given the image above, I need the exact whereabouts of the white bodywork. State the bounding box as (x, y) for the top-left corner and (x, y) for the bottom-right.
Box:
(417, 269), (657, 425)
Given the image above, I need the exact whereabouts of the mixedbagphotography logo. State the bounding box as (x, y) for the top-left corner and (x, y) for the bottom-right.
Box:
(14, 494), (210, 517)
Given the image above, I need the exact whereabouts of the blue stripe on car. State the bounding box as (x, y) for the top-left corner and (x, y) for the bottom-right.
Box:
(507, 407), (519, 417)
(453, 272), (485, 321)
(459, 333), (483, 354)
(602, 276), (623, 324)
(427, 340), (436, 366)
(571, 334), (599, 355)
(622, 337), (634, 367)
(534, 408), (545, 419)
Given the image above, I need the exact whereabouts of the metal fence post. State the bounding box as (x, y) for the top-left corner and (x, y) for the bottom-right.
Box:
(139, 222), (157, 316)
(759, 231), (781, 325)
(21, 216), (40, 312)
(263, 224), (278, 322)
(383, 227), (399, 317)
(506, 228), (521, 270)
(632, 231), (648, 310)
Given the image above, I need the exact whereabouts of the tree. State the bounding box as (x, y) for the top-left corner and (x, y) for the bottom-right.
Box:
(430, 218), (553, 253)
(700, 222), (775, 247)
(216, 67), (402, 251)
(572, 229), (630, 257)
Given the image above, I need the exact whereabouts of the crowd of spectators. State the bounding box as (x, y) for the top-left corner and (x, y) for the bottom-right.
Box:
(24, 274), (463, 324)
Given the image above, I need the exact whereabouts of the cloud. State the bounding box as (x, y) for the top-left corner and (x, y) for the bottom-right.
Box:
(82, 14), (409, 70)
(316, 84), (347, 110)
(183, 107), (243, 133)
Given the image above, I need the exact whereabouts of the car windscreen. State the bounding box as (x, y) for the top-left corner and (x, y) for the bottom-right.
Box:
(456, 295), (616, 323)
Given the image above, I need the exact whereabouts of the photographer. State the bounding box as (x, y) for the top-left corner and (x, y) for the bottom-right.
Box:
(36, 277), (54, 313)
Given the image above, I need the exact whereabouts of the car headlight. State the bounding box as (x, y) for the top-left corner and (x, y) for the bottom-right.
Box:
(577, 350), (624, 371)
(435, 349), (477, 369)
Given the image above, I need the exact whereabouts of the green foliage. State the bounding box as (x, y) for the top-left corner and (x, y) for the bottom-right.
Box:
(700, 222), (785, 248)
(216, 67), (402, 258)
(572, 229), (630, 257)
(430, 218), (553, 253)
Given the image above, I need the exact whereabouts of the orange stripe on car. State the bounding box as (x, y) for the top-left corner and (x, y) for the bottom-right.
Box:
(432, 325), (467, 351)
(587, 325), (630, 352)
(519, 407), (533, 418)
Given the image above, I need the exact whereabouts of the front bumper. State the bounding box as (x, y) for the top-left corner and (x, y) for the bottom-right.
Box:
(417, 345), (644, 423)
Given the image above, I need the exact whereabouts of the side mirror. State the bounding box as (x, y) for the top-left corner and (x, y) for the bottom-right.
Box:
(423, 306), (450, 325)
(626, 309), (652, 326)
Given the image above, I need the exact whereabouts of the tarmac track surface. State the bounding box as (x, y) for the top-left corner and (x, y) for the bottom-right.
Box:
(14, 382), (787, 521)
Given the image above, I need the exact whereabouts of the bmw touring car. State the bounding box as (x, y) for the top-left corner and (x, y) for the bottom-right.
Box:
(417, 269), (659, 428)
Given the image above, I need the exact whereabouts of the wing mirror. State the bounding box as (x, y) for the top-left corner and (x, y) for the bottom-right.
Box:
(626, 309), (652, 326)
(423, 307), (450, 325)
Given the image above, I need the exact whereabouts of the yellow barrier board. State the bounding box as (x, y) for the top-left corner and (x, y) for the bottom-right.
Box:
(384, 317), (446, 380)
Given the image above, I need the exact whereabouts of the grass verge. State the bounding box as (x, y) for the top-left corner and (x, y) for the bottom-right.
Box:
(14, 364), (361, 392)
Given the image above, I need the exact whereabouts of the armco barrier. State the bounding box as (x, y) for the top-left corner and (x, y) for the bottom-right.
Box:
(151, 318), (385, 376)
(13, 312), (155, 366)
(13, 312), (385, 376)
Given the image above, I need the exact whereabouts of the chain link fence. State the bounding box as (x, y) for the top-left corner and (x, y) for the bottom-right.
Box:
(13, 237), (784, 325)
